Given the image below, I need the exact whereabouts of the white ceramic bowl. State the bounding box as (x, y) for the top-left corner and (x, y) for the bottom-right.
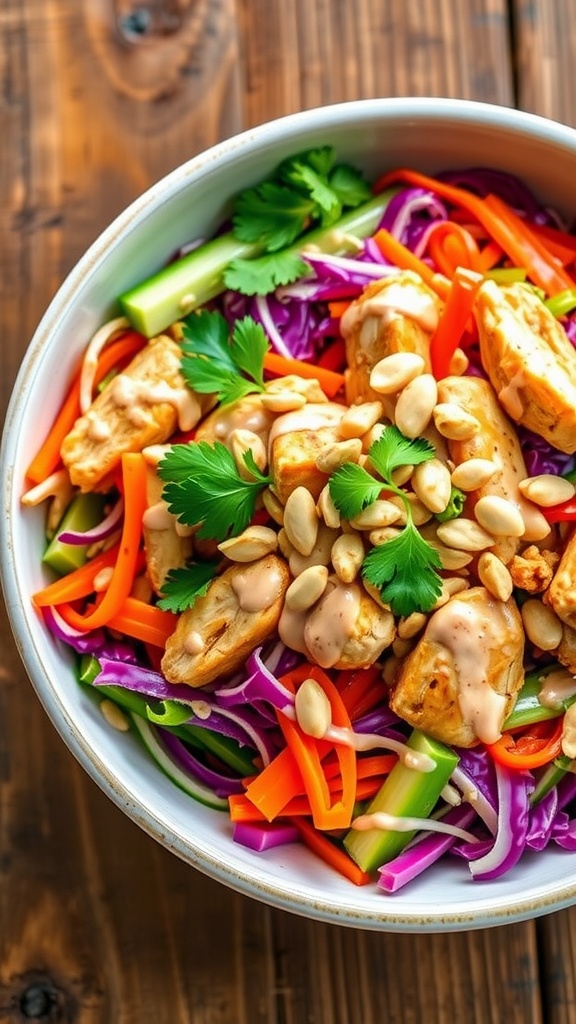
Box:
(3, 97), (576, 932)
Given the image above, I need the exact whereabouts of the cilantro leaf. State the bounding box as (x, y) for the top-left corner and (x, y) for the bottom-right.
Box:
(369, 426), (436, 481)
(223, 251), (309, 295)
(157, 559), (218, 613)
(362, 524), (443, 617)
(181, 309), (235, 371)
(231, 316), (268, 388)
(329, 163), (372, 208)
(232, 182), (314, 251)
(180, 310), (268, 405)
(158, 441), (271, 540)
(328, 463), (383, 520)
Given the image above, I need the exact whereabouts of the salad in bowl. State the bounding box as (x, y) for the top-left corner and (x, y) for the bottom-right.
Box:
(4, 98), (576, 931)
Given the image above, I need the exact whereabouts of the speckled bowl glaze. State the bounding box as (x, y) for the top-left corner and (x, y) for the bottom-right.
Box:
(3, 98), (576, 932)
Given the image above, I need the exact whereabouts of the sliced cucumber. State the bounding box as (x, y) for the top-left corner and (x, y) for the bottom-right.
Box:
(343, 730), (459, 872)
(129, 713), (228, 811)
(43, 492), (107, 574)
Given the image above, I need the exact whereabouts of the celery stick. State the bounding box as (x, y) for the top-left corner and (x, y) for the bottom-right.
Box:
(43, 492), (107, 575)
(118, 191), (397, 338)
(503, 669), (562, 730)
(343, 730), (459, 872)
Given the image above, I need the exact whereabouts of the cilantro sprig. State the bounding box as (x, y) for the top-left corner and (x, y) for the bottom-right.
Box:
(180, 311), (268, 405)
(329, 426), (443, 617)
(158, 441), (271, 541)
(157, 559), (219, 613)
(224, 146), (371, 295)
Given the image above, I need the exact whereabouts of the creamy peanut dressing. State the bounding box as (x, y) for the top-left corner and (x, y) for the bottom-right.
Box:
(109, 373), (203, 432)
(538, 669), (576, 710)
(426, 597), (507, 744)
(340, 281), (439, 338)
(183, 630), (205, 656)
(142, 500), (175, 531)
(498, 370), (526, 421)
(205, 395), (274, 444)
(267, 402), (346, 451)
(230, 561), (285, 613)
(303, 581), (361, 669)
(278, 604), (311, 656)
(86, 410), (112, 442)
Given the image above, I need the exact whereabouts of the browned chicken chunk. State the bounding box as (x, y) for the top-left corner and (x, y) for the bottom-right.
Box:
(437, 375), (550, 562)
(475, 279), (576, 454)
(390, 587), (525, 747)
(340, 270), (442, 405)
(161, 554), (290, 688)
(545, 527), (576, 629)
(268, 403), (347, 504)
(142, 464), (193, 594)
(279, 577), (396, 670)
(61, 337), (209, 491)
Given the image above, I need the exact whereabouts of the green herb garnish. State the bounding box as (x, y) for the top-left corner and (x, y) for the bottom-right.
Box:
(181, 311), (268, 405)
(223, 146), (371, 295)
(329, 426), (443, 616)
(158, 441), (272, 541)
(156, 559), (219, 613)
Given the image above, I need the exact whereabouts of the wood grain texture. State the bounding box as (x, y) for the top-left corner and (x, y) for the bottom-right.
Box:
(513, 0), (576, 127)
(0, 1), (574, 1022)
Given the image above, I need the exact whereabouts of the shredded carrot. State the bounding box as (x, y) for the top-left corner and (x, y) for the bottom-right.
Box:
(290, 817), (372, 886)
(106, 597), (177, 648)
(372, 169), (574, 296)
(425, 221), (482, 277)
(327, 300), (352, 320)
(372, 229), (450, 298)
(477, 239), (505, 272)
(26, 331), (146, 485)
(50, 453), (148, 632)
(33, 544), (121, 607)
(429, 267), (483, 380)
(263, 351), (345, 398)
(530, 221), (576, 264)
(275, 665), (357, 831)
(243, 746), (304, 821)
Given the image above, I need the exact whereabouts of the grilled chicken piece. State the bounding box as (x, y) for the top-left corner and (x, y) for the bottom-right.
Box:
(268, 403), (347, 504)
(194, 393), (276, 447)
(161, 554), (290, 688)
(545, 527), (576, 629)
(340, 270), (442, 406)
(279, 577), (396, 670)
(390, 587), (525, 747)
(142, 465), (193, 594)
(437, 375), (551, 563)
(61, 336), (208, 491)
(555, 623), (576, 674)
(475, 279), (576, 454)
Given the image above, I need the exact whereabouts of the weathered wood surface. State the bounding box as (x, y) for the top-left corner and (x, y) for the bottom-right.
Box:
(1, 1), (576, 1021)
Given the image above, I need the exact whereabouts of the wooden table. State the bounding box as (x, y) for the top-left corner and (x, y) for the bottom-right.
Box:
(2, 2), (576, 1021)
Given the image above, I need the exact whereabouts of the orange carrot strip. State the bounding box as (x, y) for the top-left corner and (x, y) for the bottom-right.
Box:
(244, 746), (304, 821)
(327, 300), (352, 319)
(477, 239), (505, 272)
(290, 817), (372, 886)
(106, 597), (177, 648)
(372, 229), (451, 298)
(425, 221), (482, 276)
(33, 544), (121, 607)
(373, 169), (573, 296)
(263, 351), (344, 398)
(51, 453), (148, 632)
(430, 267), (483, 380)
(26, 331), (146, 485)
(530, 221), (576, 264)
(276, 665), (357, 831)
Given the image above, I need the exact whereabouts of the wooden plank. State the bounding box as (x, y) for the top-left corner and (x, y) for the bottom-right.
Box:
(237, 0), (513, 128)
(0, 1), (548, 1023)
(513, 0), (576, 128)
(512, 5), (576, 1024)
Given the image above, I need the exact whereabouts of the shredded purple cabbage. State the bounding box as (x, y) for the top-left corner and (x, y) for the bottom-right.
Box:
(159, 728), (245, 797)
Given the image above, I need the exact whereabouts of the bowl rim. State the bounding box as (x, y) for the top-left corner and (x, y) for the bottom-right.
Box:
(3, 95), (576, 932)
